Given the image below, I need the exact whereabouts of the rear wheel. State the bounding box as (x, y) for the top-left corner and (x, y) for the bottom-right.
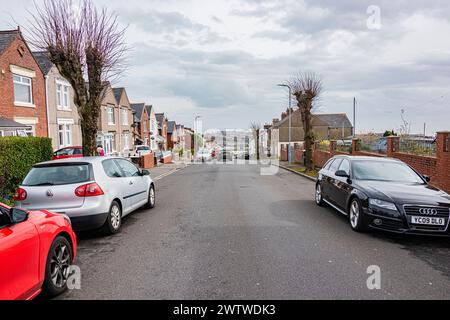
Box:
(348, 198), (367, 232)
(101, 201), (122, 235)
(315, 183), (325, 206)
(144, 185), (155, 209)
(43, 236), (73, 297)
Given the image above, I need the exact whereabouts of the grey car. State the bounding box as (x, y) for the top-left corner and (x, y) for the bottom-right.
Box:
(14, 157), (155, 234)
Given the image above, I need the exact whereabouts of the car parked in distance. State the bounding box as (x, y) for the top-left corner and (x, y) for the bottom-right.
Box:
(0, 202), (77, 299)
(52, 146), (83, 160)
(134, 145), (152, 157)
(195, 148), (212, 162)
(315, 155), (450, 236)
(14, 157), (156, 234)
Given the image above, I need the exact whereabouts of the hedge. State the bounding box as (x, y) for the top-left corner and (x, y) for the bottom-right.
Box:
(0, 137), (53, 204)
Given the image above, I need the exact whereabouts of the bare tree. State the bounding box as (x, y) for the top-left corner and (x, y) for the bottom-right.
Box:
(26, 0), (127, 155)
(251, 122), (261, 160)
(289, 72), (323, 170)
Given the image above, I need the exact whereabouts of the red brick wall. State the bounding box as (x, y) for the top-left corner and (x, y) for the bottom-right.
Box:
(0, 32), (47, 137)
(139, 152), (155, 169)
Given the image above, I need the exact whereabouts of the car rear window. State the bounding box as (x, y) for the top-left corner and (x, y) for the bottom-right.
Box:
(22, 164), (91, 186)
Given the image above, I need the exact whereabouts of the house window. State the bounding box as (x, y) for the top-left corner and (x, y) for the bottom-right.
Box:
(58, 119), (73, 148)
(13, 74), (32, 104)
(56, 81), (70, 109)
(121, 108), (128, 125)
(123, 133), (130, 150)
(107, 106), (115, 125)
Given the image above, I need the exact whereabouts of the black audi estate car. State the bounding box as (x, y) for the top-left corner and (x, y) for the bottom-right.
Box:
(315, 155), (450, 236)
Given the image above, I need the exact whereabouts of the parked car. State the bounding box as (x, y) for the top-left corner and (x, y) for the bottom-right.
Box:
(134, 145), (152, 157)
(52, 146), (83, 160)
(315, 155), (450, 236)
(14, 157), (156, 234)
(195, 148), (212, 162)
(0, 202), (77, 299)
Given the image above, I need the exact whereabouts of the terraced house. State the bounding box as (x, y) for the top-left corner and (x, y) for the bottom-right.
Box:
(0, 28), (47, 137)
(97, 84), (134, 156)
(33, 51), (82, 150)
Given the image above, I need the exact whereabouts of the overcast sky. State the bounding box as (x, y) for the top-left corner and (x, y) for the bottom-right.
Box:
(2, 0), (450, 134)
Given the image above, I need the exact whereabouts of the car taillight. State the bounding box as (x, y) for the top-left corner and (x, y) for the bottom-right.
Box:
(14, 188), (27, 201)
(75, 183), (104, 197)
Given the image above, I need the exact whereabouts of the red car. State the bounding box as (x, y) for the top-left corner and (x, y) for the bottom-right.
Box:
(0, 202), (77, 300)
(52, 146), (83, 160)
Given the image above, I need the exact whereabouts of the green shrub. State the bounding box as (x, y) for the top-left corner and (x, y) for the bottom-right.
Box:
(0, 137), (53, 202)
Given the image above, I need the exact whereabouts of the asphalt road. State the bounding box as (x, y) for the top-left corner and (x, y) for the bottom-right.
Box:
(59, 163), (450, 300)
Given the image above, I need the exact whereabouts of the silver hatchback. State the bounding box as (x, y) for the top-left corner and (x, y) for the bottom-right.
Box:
(14, 157), (155, 234)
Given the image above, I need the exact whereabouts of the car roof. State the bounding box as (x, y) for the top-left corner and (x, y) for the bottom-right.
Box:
(331, 155), (402, 163)
(34, 156), (130, 166)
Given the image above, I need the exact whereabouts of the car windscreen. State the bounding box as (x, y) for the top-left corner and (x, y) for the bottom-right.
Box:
(137, 146), (150, 151)
(352, 161), (424, 183)
(22, 164), (91, 186)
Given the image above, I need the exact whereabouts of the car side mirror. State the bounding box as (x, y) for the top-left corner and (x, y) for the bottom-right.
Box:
(141, 169), (150, 176)
(335, 170), (350, 178)
(423, 175), (431, 182)
(11, 208), (29, 224)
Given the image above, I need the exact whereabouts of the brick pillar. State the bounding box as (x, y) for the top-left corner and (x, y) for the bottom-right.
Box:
(352, 138), (360, 154)
(386, 136), (399, 157)
(435, 131), (450, 192)
(330, 140), (337, 155)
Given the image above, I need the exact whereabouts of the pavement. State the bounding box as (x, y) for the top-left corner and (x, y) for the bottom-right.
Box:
(59, 163), (450, 300)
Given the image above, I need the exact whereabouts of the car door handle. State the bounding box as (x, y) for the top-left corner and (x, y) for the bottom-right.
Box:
(129, 181), (134, 185)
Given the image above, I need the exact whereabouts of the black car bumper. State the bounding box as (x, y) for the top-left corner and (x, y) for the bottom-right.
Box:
(70, 212), (109, 232)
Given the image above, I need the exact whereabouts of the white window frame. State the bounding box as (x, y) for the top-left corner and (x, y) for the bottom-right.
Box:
(121, 108), (128, 125)
(123, 132), (130, 151)
(56, 80), (71, 110)
(13, 74), (33, 106)
(57, 119), (74, 148)
(107, 106), (115, 125)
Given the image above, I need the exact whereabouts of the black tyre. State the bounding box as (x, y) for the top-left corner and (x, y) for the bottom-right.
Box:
(42, 236), (73, 297)
(315, 183), (325, 206)
(348, 197), (367, 232)
(143, 184), (155, 209)
(101, 201), (122, 235)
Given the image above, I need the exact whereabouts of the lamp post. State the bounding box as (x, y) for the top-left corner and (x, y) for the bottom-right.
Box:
(277, 84), (292, 163)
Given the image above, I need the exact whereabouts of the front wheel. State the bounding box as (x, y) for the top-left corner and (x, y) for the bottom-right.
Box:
(315, 183), (325, 206)
(42, 236), (73, 297)
(144, 185), (155, 209)
(348, 198), (367, 232)
(101, 201), (122, 235)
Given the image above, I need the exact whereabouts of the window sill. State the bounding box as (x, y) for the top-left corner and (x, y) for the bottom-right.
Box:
(57, 107), (72, 112)
(14, 102), (35, 108)
(108, 123), (116, 126)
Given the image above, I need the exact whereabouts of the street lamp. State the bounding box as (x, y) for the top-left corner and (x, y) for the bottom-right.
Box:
(277, 84), (292, 163)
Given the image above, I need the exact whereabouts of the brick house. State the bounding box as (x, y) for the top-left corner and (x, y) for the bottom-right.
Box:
(131, 102), (149, 147)
(155, 113), (168, 150)
(167, 120), (178, 150)
(145, 105), (158, 151)
(96, 84), (133, 155)
(33, 51), (82, 150)
(0, 28), (47, 137)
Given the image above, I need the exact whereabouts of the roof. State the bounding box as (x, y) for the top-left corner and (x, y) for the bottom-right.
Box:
(155, 113), (165, 126)
(130, 103), (145, 122)
(112, 88), (124, 105)
(0, 118), (31, 129)
(32, 51), (53, 75)
(315, 113), (352, 128)
(167, 121), (176, 133)
(0, 29), (19, 54)
(145, 105), (153, 116)
(331, 155), (402, 162)
(34, 156), (131, 167)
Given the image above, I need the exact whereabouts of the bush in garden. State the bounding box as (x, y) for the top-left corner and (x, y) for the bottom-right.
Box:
(0, 137), (53, 203)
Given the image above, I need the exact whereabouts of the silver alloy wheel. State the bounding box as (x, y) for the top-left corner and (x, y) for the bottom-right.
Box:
(150, 187), (155, 206)
(350, 200), (360, 228)
(50, 243), (71, 288)
(110, 204), (121, 230)
(315, 184), (322, 204)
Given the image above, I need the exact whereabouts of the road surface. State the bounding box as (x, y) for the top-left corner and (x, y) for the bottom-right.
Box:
(59, 163), (450, 300)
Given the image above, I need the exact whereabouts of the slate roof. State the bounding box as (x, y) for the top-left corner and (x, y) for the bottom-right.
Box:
(315, 113), (353, 128)
(130, 103), (145, 122)
(0, 29), (19, 54)
(32, 51), (53, 75)
(112, 88), (124, 104)
(167, 121), (176, 134)
(155, 113), (165, 127)
(0, 118), (30, 129)
(145, 105), (153, 116)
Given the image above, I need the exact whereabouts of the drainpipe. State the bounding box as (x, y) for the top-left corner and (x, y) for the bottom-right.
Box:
(44, 74), (51, 145)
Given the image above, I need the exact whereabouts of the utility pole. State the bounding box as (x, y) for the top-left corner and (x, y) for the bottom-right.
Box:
(353, 97), (356, 137)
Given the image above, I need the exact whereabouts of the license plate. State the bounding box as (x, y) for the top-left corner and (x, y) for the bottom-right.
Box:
(410, 216), (446, 226)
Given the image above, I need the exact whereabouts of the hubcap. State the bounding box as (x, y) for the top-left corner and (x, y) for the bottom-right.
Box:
(50, 243), (70, 288)
(315, 184), (322, 203)
(150, 188), (155, 205)
(110, 205), (121, 229)
(350, 201), (359, 228)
